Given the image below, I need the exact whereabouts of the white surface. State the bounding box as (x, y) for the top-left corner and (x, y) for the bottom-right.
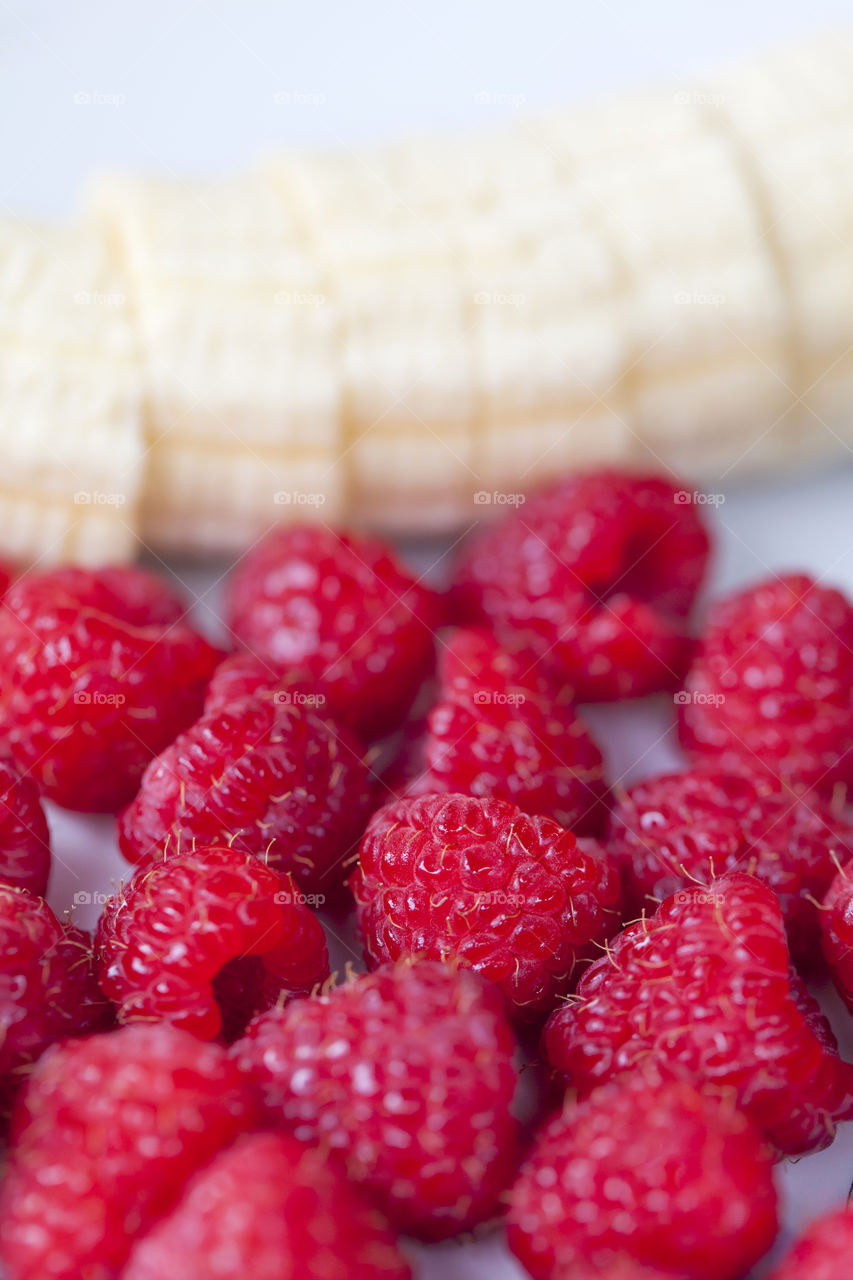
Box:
(0, 0), (851, 218)
(4, 2), (853, 1274)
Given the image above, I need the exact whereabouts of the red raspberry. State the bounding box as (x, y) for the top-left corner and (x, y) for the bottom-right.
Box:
(765, 1208), (853, 1280)
(506, 1073), (777, 1280)
(122, 1132), (412, 1280)
(0, 558), (15, 599)
(0, 886), (109, 1114)
(351, 793), (621, 1019)
(231, 960), (518, 1239)
(118, 697), (375, 896)
(819, 861), (853, 1012)
(8, 565), (190, 627)
(563, 1262), (689, 1280)
(225, 525), (442, 739)
(678, 573), (853, 796)
(203, 651), (291, 716)
(452, 471), (710, 700)
(608, 764), (853, 969)
(96, 845), (329, 1040)
(0, 1024), (259, 1280)
(543, 873), (853, 1156)
(0, 755), (51, 896)
(391, 628), (609, 834)
(0, 565), (221, 811)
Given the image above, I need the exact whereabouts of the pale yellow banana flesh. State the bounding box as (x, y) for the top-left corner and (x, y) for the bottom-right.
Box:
(0, 219), (143, 565)
(3, 33), (853, 564)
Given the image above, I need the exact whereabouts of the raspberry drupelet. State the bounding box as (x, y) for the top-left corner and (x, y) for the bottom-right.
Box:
(352, 792), (622, 1019)
(543, 873), (853, 1157)
(507, 1073), (777, 1280)
(678, 573), (853, 796)
(225, 525), (442, 739)
(118, 695), (375, 896)
(121, 1132), (412, 1280)
(0, 565), (221, 811)
(765, 1208), (853, 1280)
(0, 885), (110, 1115)
(0, 755), (51, 896)
(389, 627), (609, 834)
(820, 859), (853, 1012)
(452, 470), (710, 700)
(0, 1024), (259, 1280)
(231, 959), (518, 1240)
(96, 845), (329, 1040)
(608, 763), (853, 969)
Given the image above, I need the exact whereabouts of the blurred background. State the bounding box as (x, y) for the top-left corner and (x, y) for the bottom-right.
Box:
(2, 0), (852, 214)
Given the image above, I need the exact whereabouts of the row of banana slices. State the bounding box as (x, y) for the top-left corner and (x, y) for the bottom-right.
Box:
(1, 32), (852, 565)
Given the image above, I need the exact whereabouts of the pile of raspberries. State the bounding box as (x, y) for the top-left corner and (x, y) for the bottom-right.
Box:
(0, 470), (851, 1278)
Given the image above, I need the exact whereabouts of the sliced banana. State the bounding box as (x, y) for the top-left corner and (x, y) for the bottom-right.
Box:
(91, 176), (344, 552)
(0, 33), (841, 564)
(0, 219), (142, 565)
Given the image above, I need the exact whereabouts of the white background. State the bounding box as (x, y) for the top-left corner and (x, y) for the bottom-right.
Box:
(2, 3), (853, 1276)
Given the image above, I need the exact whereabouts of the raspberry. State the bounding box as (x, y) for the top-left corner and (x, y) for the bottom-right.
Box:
(391, 628), (609, 834)
(678, 573), (853, 796)
(0, 565), (221, 811)
(0, 1024), (259, 1280)
(0, 755), (51, 896)
(9, 565), (190, 628)
(351, 793), (621, 1019)
(231, 960), (518, 1239)
(437, 626), (564, 702)
(765, 1209), (853, 1280)
(543, 873), (853, 1155)
(0, 558), (15, 600)
(819, 861), (853, 1012)
(122, 1132), (412, 1280)
(452, 471), (710, 700)
(225, 525), (442, 738)
(204, 651), (289, 716)
(0, 886), (109, 1114)
(609, 764), (853, 968)
(506, 1073), (777, 1280)
(564, 1262), (689, 1280)
(96, 845), (329, 1040)
(118, 696), (375, 895)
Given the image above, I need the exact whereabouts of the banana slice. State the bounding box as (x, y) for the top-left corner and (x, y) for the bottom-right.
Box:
(0, 30), (831, 563)
(90, 176), (344, 552)
(715, 33), (853, 465)
(0, 219), (142, 565)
